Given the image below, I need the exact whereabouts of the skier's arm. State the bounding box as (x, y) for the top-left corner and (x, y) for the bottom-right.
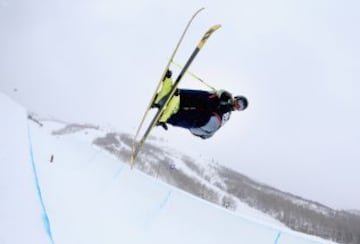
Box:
(216, 90), (233, 105)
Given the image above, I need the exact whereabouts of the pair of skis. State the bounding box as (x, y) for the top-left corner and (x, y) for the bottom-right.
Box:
(130, 8), (221, 167)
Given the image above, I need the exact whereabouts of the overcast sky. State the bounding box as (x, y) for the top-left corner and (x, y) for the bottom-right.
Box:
(1, 0), (359, 210)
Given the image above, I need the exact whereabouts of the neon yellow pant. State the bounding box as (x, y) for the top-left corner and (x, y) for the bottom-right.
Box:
(154, 77), (173, 105)
(159, 94), (180, 123)
(154, 77), (180, 123)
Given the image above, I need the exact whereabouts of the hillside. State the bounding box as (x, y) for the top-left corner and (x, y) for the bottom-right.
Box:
(31, 113), (360, 244)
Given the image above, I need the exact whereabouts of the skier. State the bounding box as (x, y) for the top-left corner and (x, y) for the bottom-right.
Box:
(152, 70), (248, 139)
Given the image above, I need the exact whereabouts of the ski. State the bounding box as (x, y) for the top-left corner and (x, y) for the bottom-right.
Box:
(130, 8), (205, 168)
(130, 24), (221, 167)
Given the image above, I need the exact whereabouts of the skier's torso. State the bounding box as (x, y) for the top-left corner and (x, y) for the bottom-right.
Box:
(167, 89), (232, 128)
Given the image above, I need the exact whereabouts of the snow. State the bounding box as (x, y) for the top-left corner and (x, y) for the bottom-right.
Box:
(0, 92), (337, 244)
(0, 93), (50, 243)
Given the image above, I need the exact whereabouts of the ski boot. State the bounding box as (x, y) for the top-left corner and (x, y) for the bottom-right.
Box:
(156, 121), (168, 130)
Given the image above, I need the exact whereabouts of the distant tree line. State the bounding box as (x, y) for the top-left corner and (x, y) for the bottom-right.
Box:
(216, 166), (360, 244)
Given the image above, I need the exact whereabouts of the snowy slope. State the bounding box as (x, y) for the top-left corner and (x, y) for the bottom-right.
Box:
(0, 93), (50, 243)
(0, 92), (337, 244)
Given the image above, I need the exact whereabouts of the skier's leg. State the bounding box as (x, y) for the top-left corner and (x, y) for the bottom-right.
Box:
(153, 70), (173, 107)
(158, 94), (180, 123)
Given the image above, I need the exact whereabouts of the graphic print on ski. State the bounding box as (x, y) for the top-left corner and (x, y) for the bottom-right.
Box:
(130, 8), (205, 168)
(130, 24), (221, 167)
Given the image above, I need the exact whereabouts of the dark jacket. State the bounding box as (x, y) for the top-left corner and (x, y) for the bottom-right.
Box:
(167, 89), (233, 139)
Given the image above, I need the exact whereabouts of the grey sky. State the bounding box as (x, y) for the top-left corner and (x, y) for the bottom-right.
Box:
(1, 0), (359, 210)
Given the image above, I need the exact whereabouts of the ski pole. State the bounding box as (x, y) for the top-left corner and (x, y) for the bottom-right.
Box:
(171, 60), (217, 92)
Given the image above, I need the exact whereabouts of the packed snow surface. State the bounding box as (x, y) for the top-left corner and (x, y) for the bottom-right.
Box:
(0, 93), (337, 244)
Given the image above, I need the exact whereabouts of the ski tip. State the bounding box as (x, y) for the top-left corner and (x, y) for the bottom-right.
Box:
(197, 24), (222, 49)
(212, 24), (222, 30)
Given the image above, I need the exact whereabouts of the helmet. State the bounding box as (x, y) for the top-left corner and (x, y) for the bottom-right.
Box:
(234, 96), (248, 111)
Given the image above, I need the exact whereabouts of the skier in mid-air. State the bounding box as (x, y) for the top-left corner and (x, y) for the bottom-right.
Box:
(151, 70), (248, 139)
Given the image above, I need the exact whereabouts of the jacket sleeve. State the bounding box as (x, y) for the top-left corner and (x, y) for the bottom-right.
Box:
(189, 114), (222, 139)
(217, 90), (233, 105)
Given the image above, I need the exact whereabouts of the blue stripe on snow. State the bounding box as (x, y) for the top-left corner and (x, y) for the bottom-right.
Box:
(143, 190), (172, 230)
(274, 231), (282, 244)
(159, 190), (172, 209)
(27, 122), (54, 244)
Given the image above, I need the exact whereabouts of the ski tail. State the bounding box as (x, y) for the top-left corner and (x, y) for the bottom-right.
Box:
(130, 24), (221, 167)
